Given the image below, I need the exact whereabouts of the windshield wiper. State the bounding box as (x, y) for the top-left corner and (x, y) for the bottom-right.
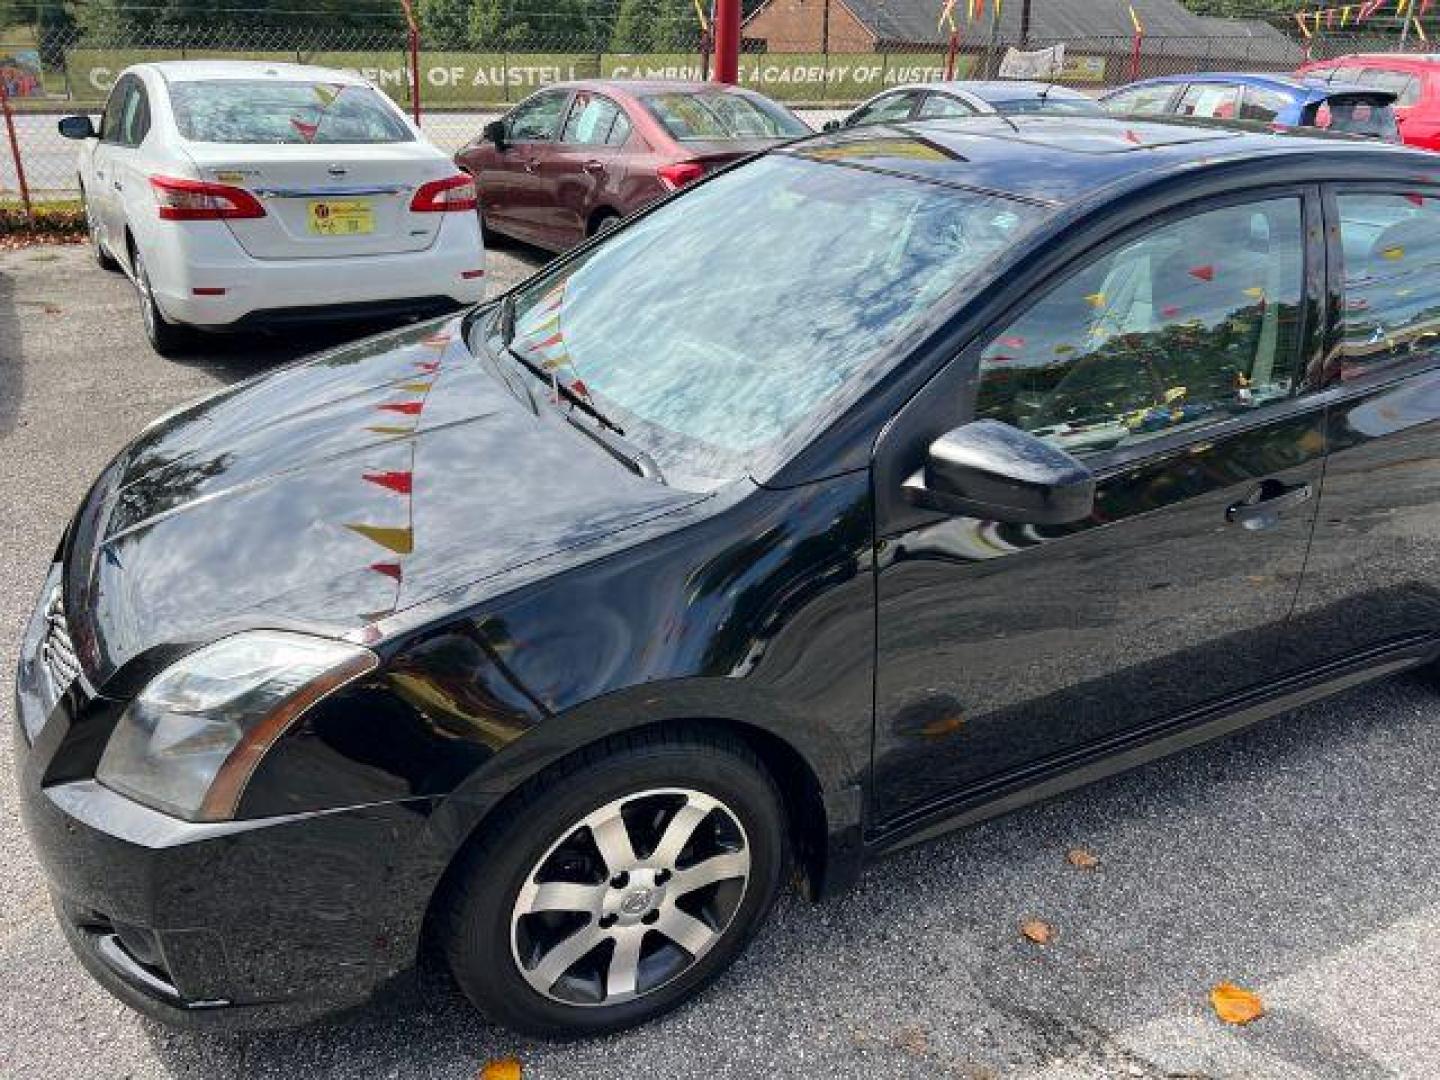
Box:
(497, 290), (517, 345)
(502, 343), (664, 482)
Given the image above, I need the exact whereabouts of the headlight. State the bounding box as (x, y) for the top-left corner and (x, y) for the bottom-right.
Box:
(96, 631), (377, 822)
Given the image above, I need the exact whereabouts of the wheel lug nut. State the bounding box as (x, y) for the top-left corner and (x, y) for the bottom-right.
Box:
(609, 872), (629, 889)
(641, 911), (659, 925)
(599, 914), (617, 929)
(655, 869), (671, 885)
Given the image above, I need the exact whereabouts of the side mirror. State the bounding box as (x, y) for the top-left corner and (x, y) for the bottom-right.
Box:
(58, 115), (97, 140)
(822, 119), (841, 133)
(482, 119), (507, 149)
(902, 419), (1095, 525)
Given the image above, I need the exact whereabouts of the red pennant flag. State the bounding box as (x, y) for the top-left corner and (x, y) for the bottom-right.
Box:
(1162, 304), (1182, 318)
(363, 470), (413, 495)
(1407, 193), (1426, 206)
(378, 401), (424, 416)
(290, 118), (318, 142)
(415, 360), (442, 373)
(1188, 265), (1215, 282)
(370, 561), (403, 582)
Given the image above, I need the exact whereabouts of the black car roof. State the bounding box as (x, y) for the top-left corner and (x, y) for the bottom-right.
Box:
(786, 115), (1434, 207)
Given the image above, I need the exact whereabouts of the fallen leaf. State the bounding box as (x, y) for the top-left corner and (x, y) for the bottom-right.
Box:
(1209, 982), (1264, 1025)
(893, 1025), (929, 1056)
(478, 1058), (523, 1080)
(1020, 919), (1054, 945)
(43, 304), (61, 315)
(1066, 848), (1100, 870)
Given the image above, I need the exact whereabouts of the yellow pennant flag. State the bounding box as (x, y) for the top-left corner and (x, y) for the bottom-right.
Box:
(346, 523), (415, 556)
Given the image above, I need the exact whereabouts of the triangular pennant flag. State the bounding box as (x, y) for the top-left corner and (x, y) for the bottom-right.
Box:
(415, 360), (442, 373)
(1188, 264), (1215, 282)
(1083, 291), (1107, 308)
(396, 381), (434, 393)
(366, 425), (415, 436)
(291, 117), (319, 142)
(346, 523), (414, 555)
(363, 470), (414, 495)
(378, 401), (424, 416)
(370, 561), (403, 582)
(421, 332), (452, 348)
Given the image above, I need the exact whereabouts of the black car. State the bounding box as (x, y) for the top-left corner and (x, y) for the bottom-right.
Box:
(16, 115), (1440, 1039)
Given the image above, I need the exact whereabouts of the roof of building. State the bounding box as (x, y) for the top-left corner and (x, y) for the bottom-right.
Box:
(785, 114), (1427, 207)
(750, 0), (1304, 61)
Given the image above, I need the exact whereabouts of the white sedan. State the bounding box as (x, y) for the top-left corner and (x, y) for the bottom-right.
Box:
(59, 60), (486, 355)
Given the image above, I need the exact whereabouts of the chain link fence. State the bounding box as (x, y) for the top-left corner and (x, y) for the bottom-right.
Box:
(1, 6), (1435, 207)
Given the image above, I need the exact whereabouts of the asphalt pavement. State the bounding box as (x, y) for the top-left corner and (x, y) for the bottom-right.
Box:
(3, 244), (1440, 1079)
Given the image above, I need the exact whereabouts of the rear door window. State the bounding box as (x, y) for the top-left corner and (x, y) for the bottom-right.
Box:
(917, 92), (976, 119)
(1310, 96), (1400, 140)
(1177, 83), (1242, 120)
(169, 80), (413, 143)
(1239, 87), (1292, 123)
(561, 92), (626, 145)
(1335, 191), (1440, 379)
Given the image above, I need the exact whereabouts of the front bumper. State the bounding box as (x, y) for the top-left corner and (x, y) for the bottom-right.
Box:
(14, 573), (450, 1029)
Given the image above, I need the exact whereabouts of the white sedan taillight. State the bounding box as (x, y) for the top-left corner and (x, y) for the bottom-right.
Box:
(411, 175), (479, 213)
(150, 176), (267, 221)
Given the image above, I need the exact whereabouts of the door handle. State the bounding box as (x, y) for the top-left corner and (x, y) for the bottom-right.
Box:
(523, 158), (539, 173)
(583, 160), (604, 174)
(113, 179), (123, 191)
(1226, 480), (1313, 530)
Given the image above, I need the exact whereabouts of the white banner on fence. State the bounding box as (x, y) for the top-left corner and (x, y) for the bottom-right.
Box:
(998, 44), (1066, 81)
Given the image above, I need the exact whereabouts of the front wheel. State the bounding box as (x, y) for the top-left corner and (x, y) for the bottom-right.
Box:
(439, 730), (788, 1039)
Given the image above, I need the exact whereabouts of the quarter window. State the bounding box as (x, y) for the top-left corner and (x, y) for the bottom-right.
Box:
(120, 82), (149, 146)
(1359, 69), (1422, 107)
(1336, 192), (1440, 379)
(507, 91), (569, 142)
(976, 199), (1306, 455)
(99, 77), (131, 143)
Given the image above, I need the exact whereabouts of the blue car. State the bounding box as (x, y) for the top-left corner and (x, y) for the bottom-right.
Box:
(1102, 72), (1401, 142)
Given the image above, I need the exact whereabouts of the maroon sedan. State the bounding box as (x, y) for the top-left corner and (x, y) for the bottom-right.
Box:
(455, 80), (810, 252)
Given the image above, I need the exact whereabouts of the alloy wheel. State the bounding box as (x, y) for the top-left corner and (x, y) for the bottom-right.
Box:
(509, 787), (751, 1007)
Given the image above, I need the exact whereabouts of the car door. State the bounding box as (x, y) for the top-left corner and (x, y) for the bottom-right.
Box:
(871, 189), (1327, 826)
(102, 73), (152, 259)
(542, 91), (632, 249)
(845, 89), (924, 128)
(88, 76), (133, 255)
(1282, 184), (1440, 668)
(478, 89), (572, 244)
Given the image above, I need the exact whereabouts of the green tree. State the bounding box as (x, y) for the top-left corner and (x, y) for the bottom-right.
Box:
(611, 0), (696, 52)
(419, 0), (473, 48)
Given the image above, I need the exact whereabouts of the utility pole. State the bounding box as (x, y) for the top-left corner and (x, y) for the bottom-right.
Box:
(1020, 0), (1033, 48)
(713, 0), (741, 84)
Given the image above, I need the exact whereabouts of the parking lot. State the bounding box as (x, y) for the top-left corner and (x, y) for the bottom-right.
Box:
(2, 241), (1440, 1078)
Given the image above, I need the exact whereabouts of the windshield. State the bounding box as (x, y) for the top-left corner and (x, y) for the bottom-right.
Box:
(995, 96), (1103, 116)
(498, 153), (1048, 486)
(169, 80), (413, 144)
(642, 91), (810, 141)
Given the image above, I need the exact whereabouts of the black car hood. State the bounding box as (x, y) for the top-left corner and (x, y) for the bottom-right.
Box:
(64, 316), (706, 682)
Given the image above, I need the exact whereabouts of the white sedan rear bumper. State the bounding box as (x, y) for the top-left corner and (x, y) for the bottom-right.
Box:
(137, 212), (487, 329)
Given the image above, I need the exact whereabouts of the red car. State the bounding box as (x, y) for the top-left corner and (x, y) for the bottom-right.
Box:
(1298, 54), (1440, 150)
(455, 80), (810, 252)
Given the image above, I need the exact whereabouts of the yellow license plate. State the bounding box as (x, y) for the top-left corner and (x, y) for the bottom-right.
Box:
(307, 200), (374, 236)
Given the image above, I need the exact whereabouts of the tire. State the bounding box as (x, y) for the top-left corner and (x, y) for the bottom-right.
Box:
(438, 727), (789, 1039)
(590, 211), (621, 238)
(132, 246), (192, 357)
(83, 188), (120, 272)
